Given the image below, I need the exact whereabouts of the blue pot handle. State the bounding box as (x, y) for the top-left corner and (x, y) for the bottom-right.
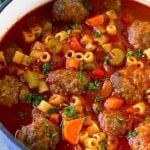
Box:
(0, 0), (12, 12)
(0, 123), (28, 150)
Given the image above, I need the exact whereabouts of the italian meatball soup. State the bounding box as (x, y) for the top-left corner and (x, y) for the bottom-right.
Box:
(1, 0), (150, 150)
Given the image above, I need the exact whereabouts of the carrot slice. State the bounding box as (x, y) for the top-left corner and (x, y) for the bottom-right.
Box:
(104, 97), (124, 110)
(69, 37), (82, 51)
(66, 58), (80, 69)
(64, 118), (83, 145)
(50, 114), (61, 124)
(86, 15), (104, 27)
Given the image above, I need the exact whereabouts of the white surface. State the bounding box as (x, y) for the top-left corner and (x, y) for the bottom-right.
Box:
(0, 0), (53, 41)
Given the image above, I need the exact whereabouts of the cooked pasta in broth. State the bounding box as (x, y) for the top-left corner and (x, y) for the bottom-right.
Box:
(1, 0), (150, 149)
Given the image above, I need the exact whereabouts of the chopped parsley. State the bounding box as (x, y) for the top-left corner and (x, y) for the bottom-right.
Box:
(94, 107), (100, 114)
(127, 131), (138, 139)
(65, 26), (71, 35)
(77, 67), (85, 81)
(48, 108), (59, 114)
(88, 80), (101, 90)
(126, 49), (144, 58)
(72, 23), (80, 29)
(99, 139), (108, 150)
(93, 30), (102, 37)
(52, 132), (60, 138)
(116, 118), (124, 124)
(23, 93), (47, 106)
(42, 63), (52, 75)
(79, 0), (92, 10)
(64, 106), (78, 118)
(103, 56), (110, 65)
(95, 96), (103, 103)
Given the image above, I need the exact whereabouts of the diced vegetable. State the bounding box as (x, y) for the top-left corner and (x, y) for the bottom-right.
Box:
(100, 80), (113, 98)
(24, 71), (40, 89)
(48, 108), (59, 114)
(37, 100), (53, 113)
(43, 21), (52, 32)
(69, 37), (82, 51)
(92, 68), (105, 79)
(104, 97), (124, 110)
(64, 119), (83, 145)
(86, 15), (104, 27)
(66, 58), (80, 69)
(46, 38), (62, 54)
(50, 114), (61, 124)
(109, 48), (125, 66)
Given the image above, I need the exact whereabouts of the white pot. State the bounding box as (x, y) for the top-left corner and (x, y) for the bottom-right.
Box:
(0, 0), (53, 42)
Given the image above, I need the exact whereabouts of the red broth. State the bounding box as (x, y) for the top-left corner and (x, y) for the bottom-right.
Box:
(0, 0), (150, 150)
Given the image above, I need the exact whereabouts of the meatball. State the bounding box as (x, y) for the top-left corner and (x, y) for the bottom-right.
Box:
(16, 118), (60, 150)
(129, 120), (150, 150)
(98, 110), (127, 136)
(52, 0), (89, 23)
(110, 66), (150, 103)
(0, 75), (29, 106)
(46, 69), (90, 95)
(128, 20), (150, 49)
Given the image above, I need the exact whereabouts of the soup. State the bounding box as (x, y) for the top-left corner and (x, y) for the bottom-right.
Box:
(0, 0), (150, 149)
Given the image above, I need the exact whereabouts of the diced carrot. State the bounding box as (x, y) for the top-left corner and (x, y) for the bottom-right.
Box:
(69, 37), (82, 51)
(104, 97), (124, 110)
(86, 15), (104, 27)
(92, 68), (105, 79)
(64, 118), (83, 145)
(100, 80), (113, 99)
(50, 114), (61, 124)
(66, 58), (80, 69)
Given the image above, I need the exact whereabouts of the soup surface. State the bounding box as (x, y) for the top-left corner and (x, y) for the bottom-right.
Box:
(0, 0), (150, 150)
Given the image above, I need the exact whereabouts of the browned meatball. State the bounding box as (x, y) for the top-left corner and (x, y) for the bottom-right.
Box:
(129, 120), (150, 150)
(46, 69), (90, 95)
(52, 0), (89, 23)
(128, 20), (150, 49)
(110, 66), (150, 103)
(16, 118), (60, 150)
(0, 75), (29, 106)
(98, 110), (127, 136)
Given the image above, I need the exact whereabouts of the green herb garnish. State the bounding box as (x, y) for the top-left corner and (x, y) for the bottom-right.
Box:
(127, 131), (138, 139)
(94, 107), (100, 114)
(42, 63), (52, 75)
(103, 56), (110, 65)
(93, 30), (102, 37)
(95, 96), (103, 103)
(65, 26), (71, 35)
(48, 108), (59, 114)
(127, 49), (144, 58)
(64, 106), (78, 118)
(72, 23), (80, 29)
(77, 67), (84, 81)
(23, 93), (47, 106)
(99, 139), (108, 150)
(116, 118), (124, 124)
(88, 80), (101, 90)
(52, 132), (60, 138)
(80, 0), (92, 10)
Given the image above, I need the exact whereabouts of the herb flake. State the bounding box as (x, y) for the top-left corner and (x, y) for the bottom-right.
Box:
(127, 131), (138, 139)
(64, 106), (78, 118)
(88, 80), (101, 90)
